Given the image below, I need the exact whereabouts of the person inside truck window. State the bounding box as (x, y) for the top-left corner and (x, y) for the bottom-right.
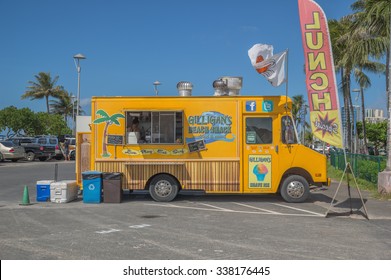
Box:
(127, 117), (140, 132)
(282, 116), (296, 144)
(127, 117), (141, 143)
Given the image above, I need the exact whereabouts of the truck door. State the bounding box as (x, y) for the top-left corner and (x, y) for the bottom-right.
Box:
(242, 115), (279, 193)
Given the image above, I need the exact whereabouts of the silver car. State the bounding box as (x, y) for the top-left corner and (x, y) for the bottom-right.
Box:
(0, 141), (26, 162)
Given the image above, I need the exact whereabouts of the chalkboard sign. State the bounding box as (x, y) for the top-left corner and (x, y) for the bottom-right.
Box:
(187, 139), (206, 153)
(107, 134), (124, 145)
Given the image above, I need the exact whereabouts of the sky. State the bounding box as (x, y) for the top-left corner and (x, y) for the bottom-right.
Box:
(0, 0), (387, 117)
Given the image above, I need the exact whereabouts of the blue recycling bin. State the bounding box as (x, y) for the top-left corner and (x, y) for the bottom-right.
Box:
(82, 171), (102, 203)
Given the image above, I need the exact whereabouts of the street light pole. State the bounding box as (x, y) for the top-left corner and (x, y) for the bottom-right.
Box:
(70, 94), (76, 135)
(153, 80), (161, 96)
(73, 53), (86, 117)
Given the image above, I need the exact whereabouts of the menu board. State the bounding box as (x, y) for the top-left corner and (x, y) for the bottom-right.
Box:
(107, 134), (124, 145)
(187, 139), (206, 153)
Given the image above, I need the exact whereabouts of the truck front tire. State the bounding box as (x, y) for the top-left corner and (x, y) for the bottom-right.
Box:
(149, 174), (179, 202)
(280, 175), (310, 203)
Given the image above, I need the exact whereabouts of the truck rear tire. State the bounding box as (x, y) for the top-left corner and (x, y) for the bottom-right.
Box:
(280, 175), (310, 203)
(149, 174), (179, 202)
(26, 152), (35, 161)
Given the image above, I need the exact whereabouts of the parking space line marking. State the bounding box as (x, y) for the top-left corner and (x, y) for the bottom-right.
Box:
(269, 203), (324, 217)
(95, 229), (121, 234)
(145, 203), (323, 217)
(233, 202), (280, 214)
(129, 224), (151, 229)
(198, 203), (232, 211)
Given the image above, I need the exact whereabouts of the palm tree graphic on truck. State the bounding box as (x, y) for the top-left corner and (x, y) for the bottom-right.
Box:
(93, 109), (125, 157)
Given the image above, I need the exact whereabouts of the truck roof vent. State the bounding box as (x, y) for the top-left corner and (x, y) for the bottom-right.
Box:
(213, 79), (228, 96)
(220, 76), (243, 96)
(177, 81), (193, 96)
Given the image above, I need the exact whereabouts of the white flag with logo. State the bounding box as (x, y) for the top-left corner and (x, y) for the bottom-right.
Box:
(248, 44), (287, 87)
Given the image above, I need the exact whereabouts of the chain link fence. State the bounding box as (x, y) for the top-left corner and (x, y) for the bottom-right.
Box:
(329, 151), (386, 184)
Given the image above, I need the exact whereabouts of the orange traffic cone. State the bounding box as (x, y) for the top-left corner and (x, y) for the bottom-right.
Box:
(20, 185), (32, 206)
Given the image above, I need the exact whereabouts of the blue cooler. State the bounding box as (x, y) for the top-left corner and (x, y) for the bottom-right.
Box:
(36, 180), (54, 202)
(82, 171), (102, 203)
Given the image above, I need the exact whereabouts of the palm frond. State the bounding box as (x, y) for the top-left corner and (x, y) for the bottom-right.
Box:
(96, 109), (109, 118)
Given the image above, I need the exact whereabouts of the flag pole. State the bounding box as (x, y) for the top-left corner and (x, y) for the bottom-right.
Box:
(285, 49), (289, 104)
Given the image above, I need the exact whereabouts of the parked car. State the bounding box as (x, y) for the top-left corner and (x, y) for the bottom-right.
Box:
(0, 141), (26, 162)
(58, 134), (74, 143)
(378, 148), (387, 156)
(0, 151), (3, 161)
(34, 135), (60, 160)
(69, 149), (75, 160)
(8, 137), (54, 161)
(312, 145), (328, 154)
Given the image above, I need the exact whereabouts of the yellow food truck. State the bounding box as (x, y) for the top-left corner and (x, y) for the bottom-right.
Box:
(78, 83), (329, 203)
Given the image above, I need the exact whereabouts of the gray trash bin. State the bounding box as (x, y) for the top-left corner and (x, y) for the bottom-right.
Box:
(102, 172), (123, 203)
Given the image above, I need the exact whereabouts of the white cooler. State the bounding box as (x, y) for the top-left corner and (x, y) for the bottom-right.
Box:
(50, 180), (79, 203)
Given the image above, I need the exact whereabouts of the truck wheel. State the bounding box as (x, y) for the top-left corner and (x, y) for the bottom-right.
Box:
(280, 175), (309, 203)
(149, 174), (179, 202)
(26, 152), (35, 161)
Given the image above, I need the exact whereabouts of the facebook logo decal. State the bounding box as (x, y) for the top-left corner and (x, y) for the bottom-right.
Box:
(246, 101), (256, 112)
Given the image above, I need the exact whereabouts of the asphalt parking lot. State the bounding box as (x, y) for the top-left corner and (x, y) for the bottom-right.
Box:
(1, 160), (391, 259)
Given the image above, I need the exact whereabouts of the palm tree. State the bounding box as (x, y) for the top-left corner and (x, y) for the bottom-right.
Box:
(351, 0), (390, 91)
(21, 72), (66, 113)
(304, 131), (314, 147)
(329, 10), (386, 154)
(353, 63), (384, 154)
(291, 95), (305, 127)
(348, 24), (385, 154)
(50, 91), (83, 125)
(329, 18), (355, 152)
(93, 110), (125, 157)
(351, 0), (391, 171)
(50, 91), (72, 121)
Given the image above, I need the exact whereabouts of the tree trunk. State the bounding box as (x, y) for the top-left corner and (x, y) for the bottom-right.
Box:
(386, 13), (391, 171)
(46, 96), (50, 114)
(360, 87), (369, 155)
(102, 122), (109, 156)
(347, 79), (355, 153)
(342, 69), (352, 152)
(386, 48), (390, 113)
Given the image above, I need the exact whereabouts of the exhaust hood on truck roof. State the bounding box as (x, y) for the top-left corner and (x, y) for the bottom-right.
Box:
(213, 76), (243, 96)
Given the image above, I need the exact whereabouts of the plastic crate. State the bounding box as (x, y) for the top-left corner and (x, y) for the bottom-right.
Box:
(50, 180), (79, 203)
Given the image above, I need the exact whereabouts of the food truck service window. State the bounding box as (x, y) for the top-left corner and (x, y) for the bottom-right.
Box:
(125, 111), (183, 144)
(246, 117), (272, 144)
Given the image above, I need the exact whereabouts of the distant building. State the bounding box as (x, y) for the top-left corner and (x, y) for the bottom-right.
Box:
(365, 108), (386, 123)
